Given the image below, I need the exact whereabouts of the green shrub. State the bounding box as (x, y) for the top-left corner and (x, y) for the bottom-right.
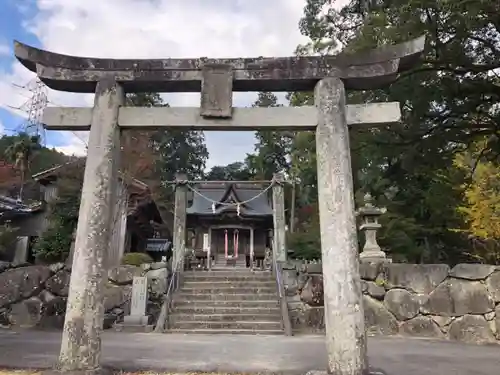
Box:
(0, 224), (19, 255)
(32, 221), (73, 263)
(121, 252), (153, 266)
(287, 225), (321, 261)
(34, 163), (82, 263)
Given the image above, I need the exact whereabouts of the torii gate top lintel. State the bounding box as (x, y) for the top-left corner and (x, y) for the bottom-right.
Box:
(14, 36), (425, 94)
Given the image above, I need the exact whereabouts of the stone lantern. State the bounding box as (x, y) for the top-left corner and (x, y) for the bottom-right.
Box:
(357, 193), (388, 262)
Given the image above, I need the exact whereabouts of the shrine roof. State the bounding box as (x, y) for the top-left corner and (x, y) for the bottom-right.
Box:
(33, 160), (163, 224)
(32, 159), (149, 192)
(0, 195), (44, 220)
(187, 183), (272, 217)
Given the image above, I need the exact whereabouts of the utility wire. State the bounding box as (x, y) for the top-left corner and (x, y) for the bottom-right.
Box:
(2, 79), (89, 150)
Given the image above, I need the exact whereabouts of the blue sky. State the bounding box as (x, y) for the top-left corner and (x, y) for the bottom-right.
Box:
(0, 0), (76, 149)
(0, 0), (310, 166)
(0, 1), (36, 133)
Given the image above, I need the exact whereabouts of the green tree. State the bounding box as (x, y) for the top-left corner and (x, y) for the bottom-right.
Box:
(287, 0), (500, 263)
(124, 92), (209, 183)
(0, 133), (68, 201)
(300, 0), (500, 157)
(4, 133), (42, 200)
(33, 162), (83, 262)
(280, 0), (500, 263)
(122, 93), (165, 191)
(0, 224), (19, 260)
(249, 92), (292, 180)
(124, 92), (208, 232)
(205, 162), (254, 181)
(153, 130), (208, 183)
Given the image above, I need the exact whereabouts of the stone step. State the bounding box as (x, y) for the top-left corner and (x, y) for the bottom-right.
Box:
(174, 293), (277, 301)
(179, 286), (277, 294)
(182, 272), (275, 282)
(166, 328), (284, 335)
(173, 305), (281, 315)
(170, 313), (281, 322)
(183, 280), (276, 288)
(170, 320), (282, 330)
(212, 260), (247, 265)
(183, 270), (272, 277)
(210, 263), (248, 269)
(183, 268), (273, 277)
(173, 300), (279, 308)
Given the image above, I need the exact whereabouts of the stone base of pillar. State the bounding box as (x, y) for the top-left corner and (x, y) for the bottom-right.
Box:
(41, 366), (114, 375)
(359, 250), (388, 263)
(305, 368), (387, 375)
(114, 315), (154, 332)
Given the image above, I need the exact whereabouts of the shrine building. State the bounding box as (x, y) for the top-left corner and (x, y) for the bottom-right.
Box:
(185, 182), (274, 268)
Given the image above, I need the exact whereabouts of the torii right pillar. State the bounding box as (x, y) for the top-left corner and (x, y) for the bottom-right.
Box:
(315, 77), (368, 374)
(313, 38), (425, 375)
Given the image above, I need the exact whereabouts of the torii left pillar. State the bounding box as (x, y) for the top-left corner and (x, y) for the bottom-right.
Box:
(59, 77), (123, 374)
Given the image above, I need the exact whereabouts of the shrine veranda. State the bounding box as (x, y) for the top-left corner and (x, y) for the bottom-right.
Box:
(13, 36), (425, 375)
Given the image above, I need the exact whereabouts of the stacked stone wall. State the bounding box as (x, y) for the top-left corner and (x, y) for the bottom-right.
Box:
(3, 258), (500, 345)
(0, 261), (168, 329)
(284, 261), (500, 344)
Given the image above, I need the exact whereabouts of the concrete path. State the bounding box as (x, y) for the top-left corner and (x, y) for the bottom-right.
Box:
(0, 330), (499, 374)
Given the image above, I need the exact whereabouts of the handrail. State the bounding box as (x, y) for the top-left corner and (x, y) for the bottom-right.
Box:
(154, 247), (185, 333)
(273, 257), (293, 336)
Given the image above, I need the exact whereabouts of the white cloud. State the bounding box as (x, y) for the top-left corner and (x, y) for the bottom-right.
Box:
(51, 131), (88, 157)
(1, 0), (311, 166)
(0, 43), (9, 56)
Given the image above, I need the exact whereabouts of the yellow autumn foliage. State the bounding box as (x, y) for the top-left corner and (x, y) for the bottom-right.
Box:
(454, 139), (500, 240)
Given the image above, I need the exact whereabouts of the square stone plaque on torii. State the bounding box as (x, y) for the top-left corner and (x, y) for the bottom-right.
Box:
(14, 36), (425, 375)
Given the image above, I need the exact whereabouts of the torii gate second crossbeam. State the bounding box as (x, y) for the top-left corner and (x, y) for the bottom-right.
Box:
(14, 36), (425, 375)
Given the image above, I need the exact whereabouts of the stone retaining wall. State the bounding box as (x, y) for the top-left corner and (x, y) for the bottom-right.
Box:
(283, 262), (500, 344)
(3, 259), (500, 344)
(0, 261), (168, 329)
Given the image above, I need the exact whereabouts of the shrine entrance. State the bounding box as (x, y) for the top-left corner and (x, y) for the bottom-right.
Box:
(14, 35), (425, 375)
(211, 226), (252, 266)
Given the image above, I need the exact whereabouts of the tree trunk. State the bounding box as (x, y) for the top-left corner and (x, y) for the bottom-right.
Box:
(18, 163), (25, 201)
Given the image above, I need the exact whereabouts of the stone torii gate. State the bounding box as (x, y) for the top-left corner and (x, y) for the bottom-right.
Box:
(14, 36), (424, 375)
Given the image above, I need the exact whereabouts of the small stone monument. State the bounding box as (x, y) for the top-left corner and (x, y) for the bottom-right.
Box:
(115, 276), (153, 332)
(357, 193), (388, 262)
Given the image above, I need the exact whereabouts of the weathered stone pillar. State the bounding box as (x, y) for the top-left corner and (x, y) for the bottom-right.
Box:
(65, 230), (77, 268)
(107, 181), (127, 268)
(315, 77), (368, 375)
(272, 172), (286, 263)
(12, 236), (29, 265)
(173, 173), (187, 272)
(117, 198), (128, 262)
(58, 77), (124, 373)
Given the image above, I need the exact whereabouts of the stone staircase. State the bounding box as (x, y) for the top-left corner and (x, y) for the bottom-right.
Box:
(168, 267), (284, 335)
